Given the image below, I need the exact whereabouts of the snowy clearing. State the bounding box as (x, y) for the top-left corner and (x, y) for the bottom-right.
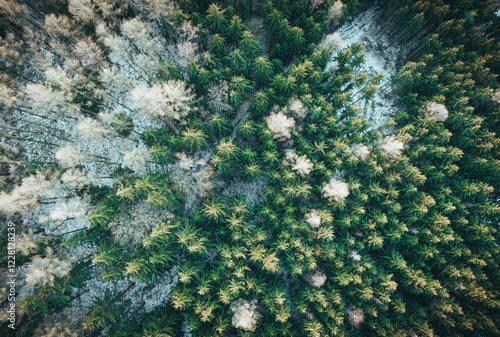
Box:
(328, 5), (418, 130)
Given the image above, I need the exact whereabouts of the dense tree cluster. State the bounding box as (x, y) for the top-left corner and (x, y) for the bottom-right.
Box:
(0, 0), (499, 336)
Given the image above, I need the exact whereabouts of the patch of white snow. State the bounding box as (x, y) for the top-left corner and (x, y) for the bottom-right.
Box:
(326, 5), (417, 130)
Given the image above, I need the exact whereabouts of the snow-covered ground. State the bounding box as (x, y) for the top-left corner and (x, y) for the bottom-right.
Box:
(328, 5), (415, 130)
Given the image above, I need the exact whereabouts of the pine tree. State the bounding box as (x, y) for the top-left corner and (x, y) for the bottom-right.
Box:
(240, 31), (260, 57)
(228, 15), (245, 42)
(254, 56), (273, 85)
(181, 127), (208, 149)
(206, 4), (227, 33)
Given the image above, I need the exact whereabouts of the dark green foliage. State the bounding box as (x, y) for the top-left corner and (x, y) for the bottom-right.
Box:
(252, 91), (270, 117)
(228, 15), (245, 42)
(206, 3), (227, 33)
(8, 0), (500, 336)
(236, 121), (256, 141)
(159, 62), (184, 81)
(210, 114), (231, 137)
(180, 127), (209, 149)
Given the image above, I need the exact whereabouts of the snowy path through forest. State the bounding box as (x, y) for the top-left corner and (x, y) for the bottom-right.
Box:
(330, 5), (413, 130)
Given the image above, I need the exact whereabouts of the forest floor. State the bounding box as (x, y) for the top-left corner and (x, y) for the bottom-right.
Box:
(331, 4), (422, 130)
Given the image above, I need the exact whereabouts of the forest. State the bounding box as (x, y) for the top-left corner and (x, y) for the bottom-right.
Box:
(0, 0), (499, 336)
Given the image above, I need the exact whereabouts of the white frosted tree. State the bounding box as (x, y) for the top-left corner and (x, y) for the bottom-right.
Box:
(131, 80), (195, 123)
(25, 248), (73, 286)
(73, 37), (104, 69)
(322, 178), (349, 201)
(323, 32), (342, 52)
(68, 0), (96, 22)
(348, 250), (362, 261)
(325, 0), (344, 27)
(309, 0), (324, 11)
(98, 23), (163, 81)
(352, 144), (370, 160)
(282, 149), (313, 176)
(229, 299), (261, 332)
(288, 98), (307, 118)
(266, 111), (295, 141)
(345, 304), (364, 329)
(0, 171), (55, 214)
(60, 168), (89, 189)
(55, 144), (84, 168)
(0, 83), (16, 107)
(44, 14), (74, 38)
(99, 66), (131, 97)
(292, 155), (314, 177)
(207, 81), (232, 113)
(422, 102), (449, 121)
(379, 135), (404, 159)
(122, 147), (150, 174)
(492, 88), (500, 103)
(178, 20), (199, 42)
(170, 41), (198, 71)
(17, 230), (38, 256)
(44, 67), (73, 91)
(282, 149), (299, 167)
(169, 21), (199, 70)
(108, 201), (168, 246)
(49, 198), (88, 221)
(98, 111), (135, 136)
(76, 117), (110, 140)
(24, 83), (74, 109)
(19, 82), (80, 119)
(304, 269), (327, 287)
(121, 17), (163, 60)
(175, 152), (195, 171)
(304, 209), (321, 228)
(36, 321), (79, 337)
(142, 0), (177, 26)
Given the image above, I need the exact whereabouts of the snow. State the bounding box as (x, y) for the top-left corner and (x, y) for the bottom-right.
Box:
(245, 17), (269, 56)
(169, 149), (215, 214)
(326, 5), (415, 130)
(182, 314), (193, 337)
(64, 264), (179, 321)
(0, 18), (184, 326)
